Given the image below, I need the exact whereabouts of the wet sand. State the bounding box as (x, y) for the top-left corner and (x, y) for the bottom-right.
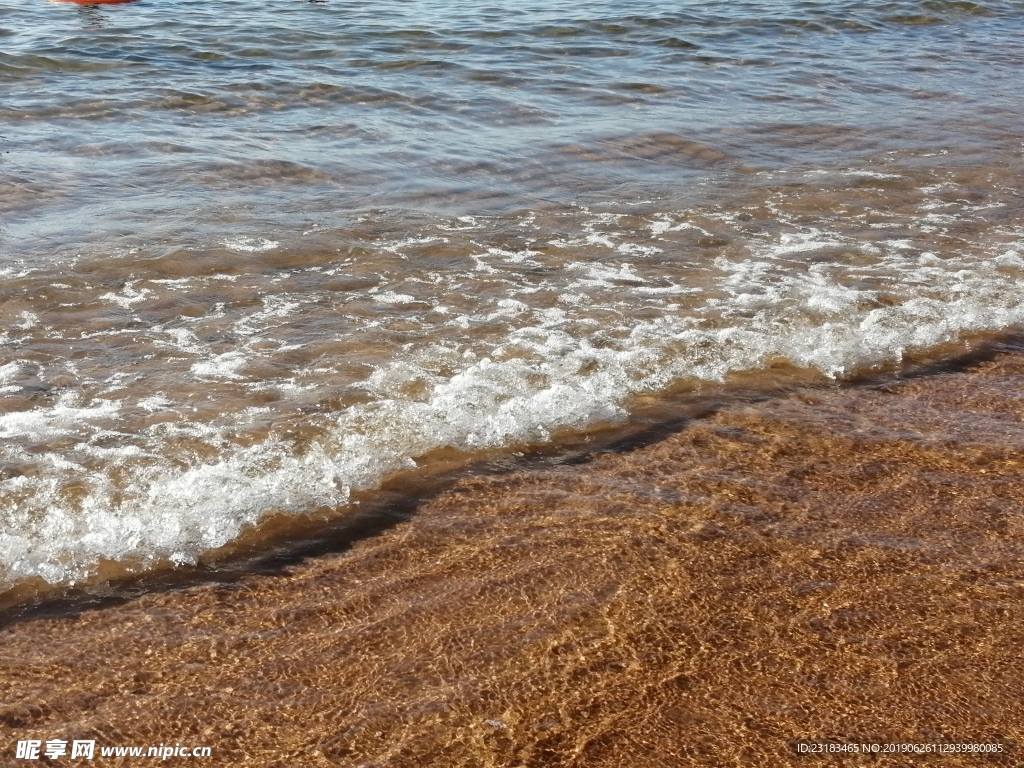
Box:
(1, 350), (1022, 767)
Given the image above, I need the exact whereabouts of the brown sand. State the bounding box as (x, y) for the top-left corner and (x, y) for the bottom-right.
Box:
(1, 352), (1023, 767)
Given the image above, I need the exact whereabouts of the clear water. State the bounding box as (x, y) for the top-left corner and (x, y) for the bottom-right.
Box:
(1, 0), (1023, 590)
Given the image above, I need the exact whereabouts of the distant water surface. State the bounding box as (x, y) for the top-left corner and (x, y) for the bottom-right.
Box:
(1, 0), (1023, 591)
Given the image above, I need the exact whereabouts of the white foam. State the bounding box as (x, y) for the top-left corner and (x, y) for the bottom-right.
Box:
(0, 440), (349, 585)
(235, 295), (306, 336)
(0, 394), (121, 441)
(372, 291), (417, 305)
(138, 395), (173, 412)
(650, 216), (712, 237)
(191, 350), (249, 380)
(766, 230), (847, 257)
(568, 261), (647, 287)
(2, 211), (1023, 591)
(100, 283), (151, 310)
(0, 361), (23, 385)
(483, 246), (542, 265)
(617, 242), (663, 257)
(162, 327), (203, 352)
(16, 312), (39, 330)
(381, 236), (446, 254)
(222, 236), (280, 253)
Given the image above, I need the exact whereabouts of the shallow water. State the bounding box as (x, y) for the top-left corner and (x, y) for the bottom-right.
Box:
(1, 0), (1023, 590)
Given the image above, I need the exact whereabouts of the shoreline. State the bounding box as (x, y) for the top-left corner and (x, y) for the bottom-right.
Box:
(1, 347), (1022, 766)
(3, 332), (1018, 617)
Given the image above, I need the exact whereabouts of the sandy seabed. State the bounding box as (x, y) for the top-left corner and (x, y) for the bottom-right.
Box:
(1, 349), (1022, 767)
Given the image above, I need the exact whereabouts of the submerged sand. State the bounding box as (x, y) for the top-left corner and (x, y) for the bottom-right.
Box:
(1, 350), (1022, 766)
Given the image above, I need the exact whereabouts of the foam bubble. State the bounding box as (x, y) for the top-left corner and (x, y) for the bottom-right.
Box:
(16, 312), (39, 330)
(0, 394), (121, 441)
(100, 284), (151, 310)
(373, 291), (418, 305)
(222, 236), (280, 253)
(191, 350), (250, 380)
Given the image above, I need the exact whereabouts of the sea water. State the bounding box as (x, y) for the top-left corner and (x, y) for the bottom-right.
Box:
(1, 0), (1022, 590)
